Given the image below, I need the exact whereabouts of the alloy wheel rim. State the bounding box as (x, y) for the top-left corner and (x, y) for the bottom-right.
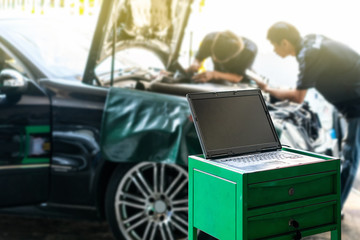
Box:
(115, 162), (189, 240)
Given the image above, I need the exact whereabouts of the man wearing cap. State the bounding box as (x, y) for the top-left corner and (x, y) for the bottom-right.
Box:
(252, 21), (360, 210)
(187, 31), (257, 84)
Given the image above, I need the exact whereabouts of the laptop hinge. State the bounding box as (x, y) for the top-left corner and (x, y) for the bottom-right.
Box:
(209, 152), (232, 159)
(260, 147), (280, 153)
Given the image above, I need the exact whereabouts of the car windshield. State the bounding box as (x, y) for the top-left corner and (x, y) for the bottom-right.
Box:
(2, 17), (95, 80)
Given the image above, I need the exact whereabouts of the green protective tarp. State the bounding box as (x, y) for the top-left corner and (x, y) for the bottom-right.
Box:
(100, 87), (201, 165)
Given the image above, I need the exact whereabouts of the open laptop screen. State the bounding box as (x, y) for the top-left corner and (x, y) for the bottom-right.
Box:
(187, 90), (281, 158)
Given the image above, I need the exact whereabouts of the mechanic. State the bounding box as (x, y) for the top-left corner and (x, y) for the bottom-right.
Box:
(187, 30), (257, 84)
(253, 21), (360, 210)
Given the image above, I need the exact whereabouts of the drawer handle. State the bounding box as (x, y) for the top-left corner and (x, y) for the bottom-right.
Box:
(294, 230), (302, 240)
(289, 219), (302, 239)
(289, 219), (300, 228)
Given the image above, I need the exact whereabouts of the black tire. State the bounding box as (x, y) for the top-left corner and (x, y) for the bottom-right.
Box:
(105, 162), (189, 240)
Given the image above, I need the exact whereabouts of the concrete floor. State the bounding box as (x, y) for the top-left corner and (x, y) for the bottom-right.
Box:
(0, 171), (359, 240)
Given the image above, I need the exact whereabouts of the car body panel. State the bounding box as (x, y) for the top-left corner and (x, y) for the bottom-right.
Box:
(101, 87), (201, 165)
(83, 0), (192, 84)
(98, 0), (191, 68)
(39, 79), (107, 206)
(0, 79), (50, 207)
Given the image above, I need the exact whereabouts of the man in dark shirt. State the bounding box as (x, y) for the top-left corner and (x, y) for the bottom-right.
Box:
(187, 31), (257, 84)
(253, 21), (360, 209)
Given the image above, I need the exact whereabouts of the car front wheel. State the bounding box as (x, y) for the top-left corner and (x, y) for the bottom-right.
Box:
(105, 162), (189, 240)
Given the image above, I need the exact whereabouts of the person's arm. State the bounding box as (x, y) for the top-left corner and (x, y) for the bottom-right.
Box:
(264, 87), (307, 103)
(192, 71), (243, 83)
(252, 77), (307, 103)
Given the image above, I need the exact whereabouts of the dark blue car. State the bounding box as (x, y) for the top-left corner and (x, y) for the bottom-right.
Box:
(0, 1), (335, 239)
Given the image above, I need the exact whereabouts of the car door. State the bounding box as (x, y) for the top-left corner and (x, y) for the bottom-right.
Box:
(0, 43), (51, 207)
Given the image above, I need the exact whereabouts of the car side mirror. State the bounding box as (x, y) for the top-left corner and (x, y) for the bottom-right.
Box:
(0, 69), (28, 95)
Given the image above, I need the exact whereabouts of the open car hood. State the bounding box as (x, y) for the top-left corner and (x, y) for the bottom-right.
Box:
(83, 0), (193, 83)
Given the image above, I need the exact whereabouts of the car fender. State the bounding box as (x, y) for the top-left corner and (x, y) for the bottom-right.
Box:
(101, 87), (201, 165)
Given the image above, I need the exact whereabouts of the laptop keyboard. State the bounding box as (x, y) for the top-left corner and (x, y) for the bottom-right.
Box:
(218, 151), (302, 165)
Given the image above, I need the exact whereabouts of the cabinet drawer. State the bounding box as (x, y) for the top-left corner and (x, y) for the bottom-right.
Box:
(247, 171), (336, 209)
(247, 201), (336, 239)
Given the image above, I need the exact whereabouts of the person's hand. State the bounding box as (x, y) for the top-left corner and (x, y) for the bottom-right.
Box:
(186, 59), (202, 74)
(192, 71), (216, 83)
(249, 75), (268, 91)
(245, 69), (268, 91)
(186, 64), (200, 74)
(255, 79), (268, 91)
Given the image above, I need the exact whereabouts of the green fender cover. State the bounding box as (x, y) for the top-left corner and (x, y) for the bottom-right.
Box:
(100, 87), (201, 165)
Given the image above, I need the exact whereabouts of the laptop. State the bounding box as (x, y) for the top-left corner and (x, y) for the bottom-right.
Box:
(186, 89), (323, 172)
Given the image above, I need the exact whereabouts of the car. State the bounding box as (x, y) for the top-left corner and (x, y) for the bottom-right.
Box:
(0, 0), (337, 240)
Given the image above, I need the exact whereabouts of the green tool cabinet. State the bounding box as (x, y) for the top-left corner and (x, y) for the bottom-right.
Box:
(188, 147), (341, 240)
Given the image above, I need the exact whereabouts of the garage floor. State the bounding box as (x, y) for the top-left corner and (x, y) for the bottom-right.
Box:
(0, 171), (359, 240)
